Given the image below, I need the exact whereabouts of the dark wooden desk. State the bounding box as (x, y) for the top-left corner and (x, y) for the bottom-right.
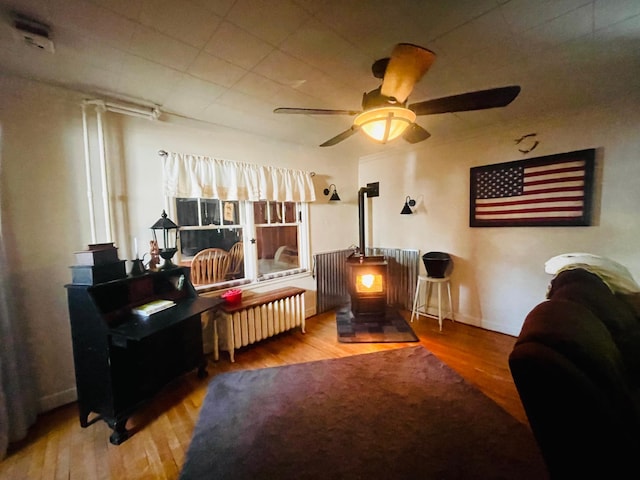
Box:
(65, 267), (222, 445)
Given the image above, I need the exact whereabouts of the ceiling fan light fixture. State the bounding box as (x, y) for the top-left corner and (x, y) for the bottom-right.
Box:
(353, 107), (416, 143)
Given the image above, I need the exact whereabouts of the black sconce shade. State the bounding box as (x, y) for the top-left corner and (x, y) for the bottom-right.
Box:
(401, 196), (416, 214)
(324, 184), (341, 201)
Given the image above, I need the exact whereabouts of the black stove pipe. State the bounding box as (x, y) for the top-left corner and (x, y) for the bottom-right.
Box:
(358, 186), (370, 255)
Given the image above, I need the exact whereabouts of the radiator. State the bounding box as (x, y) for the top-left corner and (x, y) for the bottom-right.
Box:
(216, 288), (305, 362)
(314, 248), (419, 313)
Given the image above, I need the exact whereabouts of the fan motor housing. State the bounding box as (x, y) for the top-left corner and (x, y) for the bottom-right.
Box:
(361, 87), (406, 111)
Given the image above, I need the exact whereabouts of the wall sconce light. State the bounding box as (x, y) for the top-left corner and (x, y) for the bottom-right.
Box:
(323, 184), (341, 201)
(401, 196), (416, 215)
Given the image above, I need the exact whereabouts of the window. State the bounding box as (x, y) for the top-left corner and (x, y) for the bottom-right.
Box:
(175, 198), (308, 287)
(161, 151), (316, 288)
(254, 201), (300, 277)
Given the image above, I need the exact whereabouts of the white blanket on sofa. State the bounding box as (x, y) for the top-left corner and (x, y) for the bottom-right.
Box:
(545, 253), (640, 295)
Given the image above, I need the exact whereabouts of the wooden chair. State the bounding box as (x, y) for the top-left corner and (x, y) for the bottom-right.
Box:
(274, 245), (298, 267)
(227, 242), (244, 279)
(191, 248), (231, 285)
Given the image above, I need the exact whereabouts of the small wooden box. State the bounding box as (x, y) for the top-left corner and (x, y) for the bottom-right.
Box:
(70, 260), (127, 285)
(74, 243), (119, 266)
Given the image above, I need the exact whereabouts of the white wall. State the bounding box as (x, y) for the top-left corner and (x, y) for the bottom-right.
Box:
(0, 73), (360, 412)
(359, 94), (640, 335)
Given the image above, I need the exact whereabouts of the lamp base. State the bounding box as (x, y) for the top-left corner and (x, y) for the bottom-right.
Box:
(159, 259), (177, 270)
(158, 248), (178, 270)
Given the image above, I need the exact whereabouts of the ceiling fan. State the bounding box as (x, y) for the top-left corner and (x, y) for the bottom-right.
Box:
(274, 43), (521, 147)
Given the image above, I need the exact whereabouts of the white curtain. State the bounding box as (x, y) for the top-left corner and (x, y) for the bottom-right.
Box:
(0, 148), (38, 459)
(162, 152), (316, 202)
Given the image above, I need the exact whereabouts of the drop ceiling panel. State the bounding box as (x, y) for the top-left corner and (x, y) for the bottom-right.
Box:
(128, 25), (199, 71)
(226, 0), (310, 46)
(138, 0), (221, 48)
(187, 52), (248, 88)
(203, 21), (274, 70)
(49, 0), (137, 51)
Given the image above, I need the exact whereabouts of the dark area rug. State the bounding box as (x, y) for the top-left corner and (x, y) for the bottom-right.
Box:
(180, 346), (548, 480)
(336, 306), (419, 343)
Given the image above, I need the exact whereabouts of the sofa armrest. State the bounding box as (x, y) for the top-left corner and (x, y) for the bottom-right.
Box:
(510, 300), (640, 477)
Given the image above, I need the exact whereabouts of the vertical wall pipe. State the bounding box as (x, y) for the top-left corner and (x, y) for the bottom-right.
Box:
(358, 186), (368, 254)
(95, 103), (113, 242)
(81, 104), (97, 243)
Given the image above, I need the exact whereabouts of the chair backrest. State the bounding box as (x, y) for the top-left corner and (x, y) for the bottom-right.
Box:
(191, 248), (231, 285)
(227, 242), (244, 279)
(274, 245), (298, 266)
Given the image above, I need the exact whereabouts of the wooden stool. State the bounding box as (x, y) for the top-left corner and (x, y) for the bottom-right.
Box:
(411, 275), (453, 331)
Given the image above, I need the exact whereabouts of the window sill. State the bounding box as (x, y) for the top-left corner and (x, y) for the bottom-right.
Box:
(194, 269), (310, 294)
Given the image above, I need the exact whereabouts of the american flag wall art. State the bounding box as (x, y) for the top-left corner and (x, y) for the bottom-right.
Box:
(470, 149), (595, 227)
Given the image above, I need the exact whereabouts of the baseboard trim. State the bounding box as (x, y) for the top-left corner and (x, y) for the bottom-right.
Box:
(39, 387), (77, 412)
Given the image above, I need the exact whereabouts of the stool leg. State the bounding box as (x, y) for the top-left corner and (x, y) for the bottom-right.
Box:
(437, 283), (443, 331)
(425, 281), (432, 313)
(411, 278), (421, 322)
(447, 281), (454, 323)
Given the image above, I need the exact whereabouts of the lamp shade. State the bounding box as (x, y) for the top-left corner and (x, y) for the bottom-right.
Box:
(401, 196), (416, 215)
(354, 107), (416, 143)
(323, 184), (341, 201)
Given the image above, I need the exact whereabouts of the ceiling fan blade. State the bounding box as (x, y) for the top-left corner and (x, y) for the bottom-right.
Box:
(320, 126), (360, 147)
(380, 43), (436, 103)
(274, 107), (360, 115)
(409, 86), (521, 115)
(403, 123), (431, 144)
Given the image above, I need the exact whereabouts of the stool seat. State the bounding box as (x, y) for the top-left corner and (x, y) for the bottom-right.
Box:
(411, 275), (453, 331)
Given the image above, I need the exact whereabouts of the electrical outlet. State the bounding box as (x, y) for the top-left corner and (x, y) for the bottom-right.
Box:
(366, 182), (379, 197)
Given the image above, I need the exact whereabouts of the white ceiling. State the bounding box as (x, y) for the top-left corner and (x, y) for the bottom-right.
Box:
(1, 0), (639, 155)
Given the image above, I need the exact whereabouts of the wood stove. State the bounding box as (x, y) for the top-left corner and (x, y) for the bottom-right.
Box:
(347, 183), (388, 317)
(347, 254), (387, 316)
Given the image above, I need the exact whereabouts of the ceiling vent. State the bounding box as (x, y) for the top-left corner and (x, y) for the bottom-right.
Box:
(12, 13), (55, 53)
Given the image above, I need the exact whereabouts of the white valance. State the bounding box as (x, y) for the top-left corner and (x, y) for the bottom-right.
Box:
(162, 152), (316, 202)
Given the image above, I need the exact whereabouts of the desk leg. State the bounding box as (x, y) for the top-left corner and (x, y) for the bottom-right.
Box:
(108, 417), (130, 445)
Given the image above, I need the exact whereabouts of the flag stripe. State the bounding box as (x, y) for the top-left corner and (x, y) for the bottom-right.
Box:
(525, 175), (584, 186)
(475, 211), (584, 220)
(477, 201), (584, 212)
(524, 183), (584, 194)
(476, 191), (583, 206)
(525, 160), (585, 174)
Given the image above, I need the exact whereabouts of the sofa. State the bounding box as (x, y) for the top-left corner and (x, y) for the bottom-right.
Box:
(509, 266), (640, 479)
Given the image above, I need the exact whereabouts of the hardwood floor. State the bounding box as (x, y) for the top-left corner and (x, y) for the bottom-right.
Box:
(0, 310), (527, 480)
